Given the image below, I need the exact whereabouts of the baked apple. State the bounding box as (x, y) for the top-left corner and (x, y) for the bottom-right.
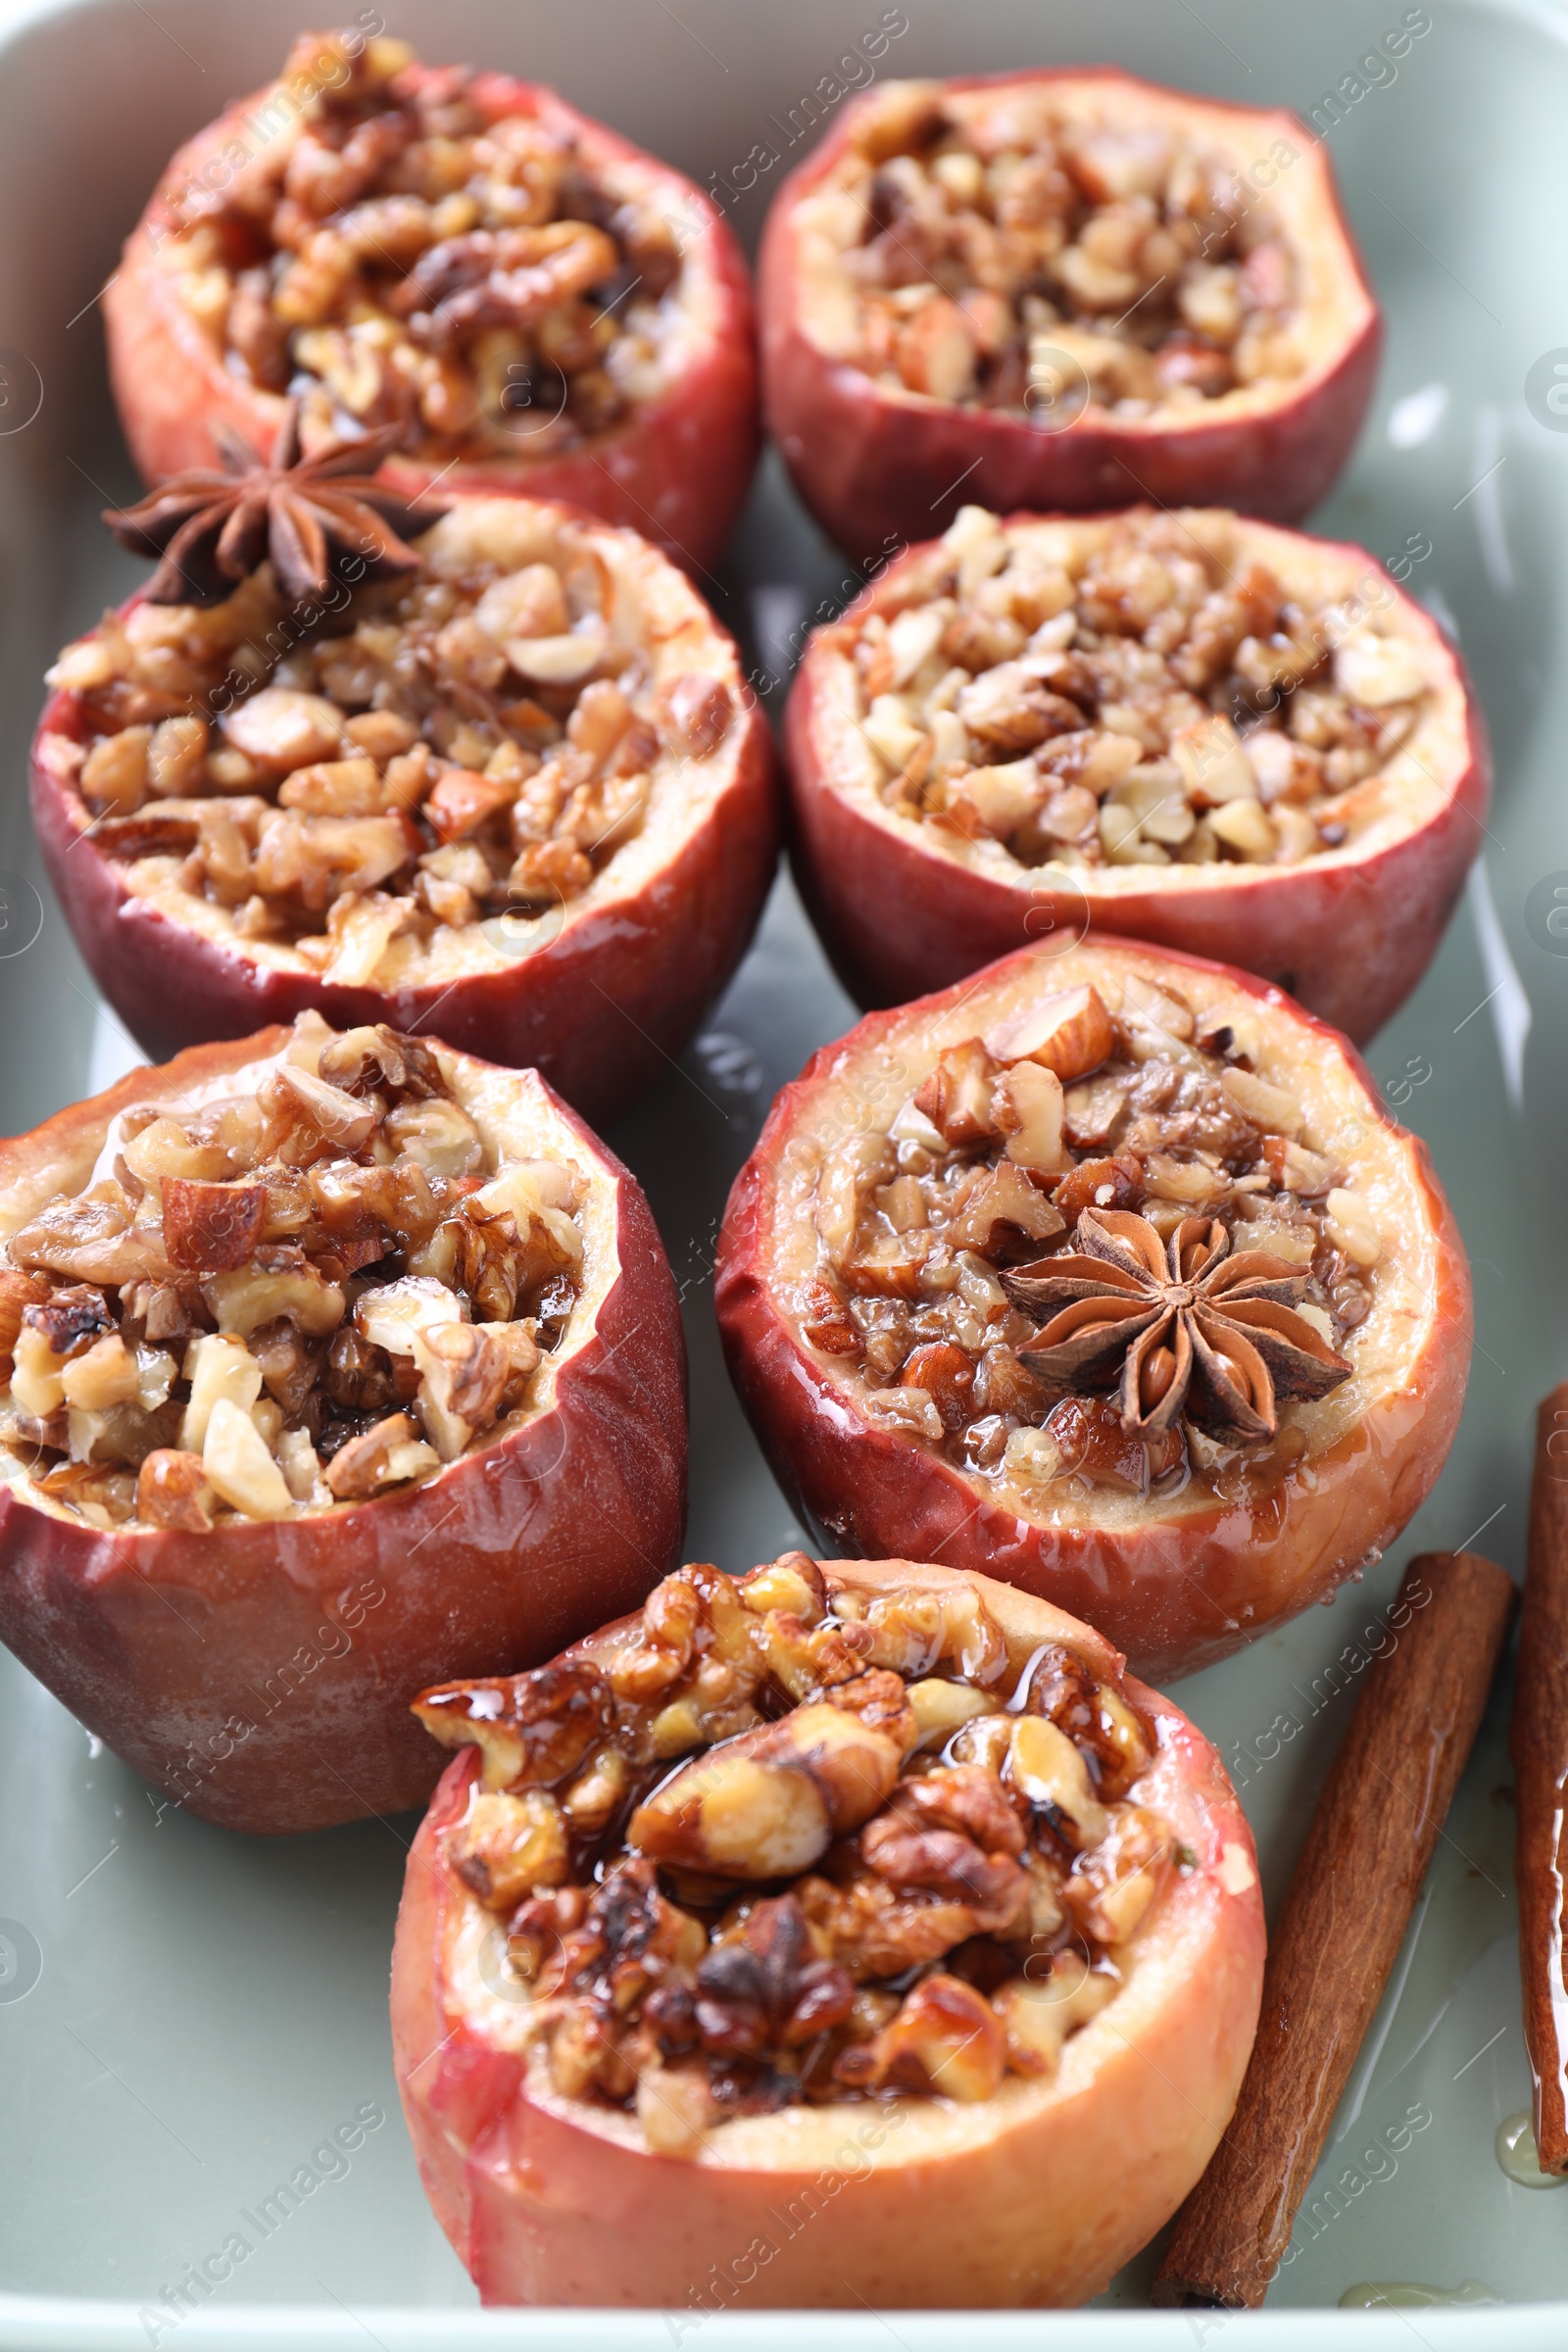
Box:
(30, 442), (777, 1121)
(785, 501), (1488, 1042)
(714, 938), (1469, 1681)
(103, 29), (759, 571)
(0, 1016), (684, 1834)
(760, 69), (1379, 559)
(391, 1552), (1263, 2306)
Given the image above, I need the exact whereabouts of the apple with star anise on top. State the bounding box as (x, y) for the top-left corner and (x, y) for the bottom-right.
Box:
(28, 414), (777, 1122)
(715, 934), (1469, 1680)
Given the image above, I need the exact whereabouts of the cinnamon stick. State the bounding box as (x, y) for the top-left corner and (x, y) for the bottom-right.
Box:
(1513, 1385), (1568, 2171)
(1152, 1548), (1514, 2309)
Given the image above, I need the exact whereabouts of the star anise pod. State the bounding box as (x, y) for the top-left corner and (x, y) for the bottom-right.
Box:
(102, 404), (448, 609)
(1004, 1206), (1351, 1444)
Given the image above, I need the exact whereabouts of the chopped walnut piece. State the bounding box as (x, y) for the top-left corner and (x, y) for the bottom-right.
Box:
(203, 1254), (345, 1340)
(318, 1024), (444, 1101)
(996, 1949), (1118, 2076)
(448, 1788), (569, 1909)
(1064, 1805), (1175, 1944)
(322, 1410), (440, 1500)
(843, 1971), (1006, 2101)
(415, 1657), (614, 1790)
(9, 1189), (169, 1288)
(627, 1699), (903, 1881)
(861, 1766), (1030, 1928)
(413, 1321), (510, 1459)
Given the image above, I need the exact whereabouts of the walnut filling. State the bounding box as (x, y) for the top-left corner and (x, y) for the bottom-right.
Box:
(828, 91), (1301, 415)
(827, 505), (1429, 870)
(0, 1017), (582, 1529)
(801, 976), (1381, 1503)
(39, 527), (732, 977)
(153, 31), (684, 459)
(420, 1557), (1176, 2148)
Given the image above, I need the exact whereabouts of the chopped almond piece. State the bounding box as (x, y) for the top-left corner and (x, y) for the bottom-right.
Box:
(914, 1040), (998, 1147)
(163, 1177), (269, 1272)
(136, 1448), (216, 1531)
(983, 985), (1113, 1081)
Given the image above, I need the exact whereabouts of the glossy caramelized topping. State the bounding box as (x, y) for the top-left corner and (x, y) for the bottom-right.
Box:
(0, 1016), (581, 1527)
(801, 974), (1380, 1504)
(417, 1557), (1181, 2151)
(154, 29), (689, 459)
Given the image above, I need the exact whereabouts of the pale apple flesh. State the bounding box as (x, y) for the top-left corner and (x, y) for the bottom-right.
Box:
(390, 1557), (1265, 2307)
(714, 938), (1471, 1681)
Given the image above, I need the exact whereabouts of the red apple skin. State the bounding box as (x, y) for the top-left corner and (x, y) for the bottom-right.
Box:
(760, 70), (1380, 564)
(29, 568), (780, 1129)
(103, 67), (760, 575)
(0, 1032), (687, 1835)
(390, 1559), (1265, 2307)
(713, 941), (1471, 1683)
(784, 516), (1491, 1044)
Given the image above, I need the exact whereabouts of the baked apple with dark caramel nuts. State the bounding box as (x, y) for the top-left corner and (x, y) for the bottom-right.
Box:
(761, 69), (1379, 559)
(715, 937), (1469, 1682)
(391, 1553), (1263, 2307)
(104, 28), (759, 571)
(30, 443), (777, 1121)
(785, 502), (1489, 1043)
(0, 1016), (684, 1834)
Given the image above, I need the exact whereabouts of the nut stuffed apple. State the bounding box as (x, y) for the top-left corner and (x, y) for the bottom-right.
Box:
(714, 938), (1469, 1681)
(391, 1552), (1264, 2307)
(760, 69), (1379, 560)
(0, 1016), (684, 1833)
(30, 432), (777, 1121)
(103, 28), (759, 571)
(785, 501), (1488, 1042)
